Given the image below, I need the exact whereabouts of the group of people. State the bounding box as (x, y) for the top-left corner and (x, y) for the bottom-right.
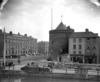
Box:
(1, 59), (21, 70)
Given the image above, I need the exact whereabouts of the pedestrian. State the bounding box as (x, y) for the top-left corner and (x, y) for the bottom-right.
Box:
(12, 63), (15, 70)
(8, 62), (12, 70)
(18, 59), (20, 64)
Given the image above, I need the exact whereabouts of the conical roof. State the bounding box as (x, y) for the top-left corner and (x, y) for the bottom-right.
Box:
(56, 22), (67, 30)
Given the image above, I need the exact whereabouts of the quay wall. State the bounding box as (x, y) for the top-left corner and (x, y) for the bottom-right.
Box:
(0, 70), (100, 81)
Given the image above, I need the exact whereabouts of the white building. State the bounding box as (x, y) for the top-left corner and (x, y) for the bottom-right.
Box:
(69, 29), (100, 64)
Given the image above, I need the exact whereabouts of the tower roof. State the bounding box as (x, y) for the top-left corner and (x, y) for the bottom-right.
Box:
(56, 22), (67, 30)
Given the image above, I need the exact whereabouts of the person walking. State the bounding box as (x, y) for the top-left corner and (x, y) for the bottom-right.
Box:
(18, 59), (20, 64)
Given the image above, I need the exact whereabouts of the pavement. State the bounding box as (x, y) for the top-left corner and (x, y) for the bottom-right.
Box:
(4, 55), (48, 71)
(4, 59), (100, 76)
(5, 64), (26, 70)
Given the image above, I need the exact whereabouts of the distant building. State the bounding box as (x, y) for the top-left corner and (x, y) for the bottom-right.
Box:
(37, 41), (49, 55)
(49, 21), (74, 61)
(69, 29), (100, 64)
(0, 29), (37, 58)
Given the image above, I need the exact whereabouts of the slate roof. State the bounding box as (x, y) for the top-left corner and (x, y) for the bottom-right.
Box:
(70, 32), (98, 38)
(56, 22), (67, 30)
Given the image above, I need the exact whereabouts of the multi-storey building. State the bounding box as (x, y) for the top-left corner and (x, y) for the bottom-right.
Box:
(37, 41), (49, 56)
(69, 29), (100, 64)
(49, 21), (74, 61)
(0, 29), (37, 58)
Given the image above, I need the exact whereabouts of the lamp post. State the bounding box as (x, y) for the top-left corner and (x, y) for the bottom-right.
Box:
(3, 28), (6, 66)
(83, 55), (85, 64)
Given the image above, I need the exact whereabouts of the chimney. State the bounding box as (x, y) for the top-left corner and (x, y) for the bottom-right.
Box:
(24, 34), (27, 37)
(18, 32), (20, 35)
(85, 28), (89, 32)
(67, 26), (70, 29)
(9, 31), (13, 35)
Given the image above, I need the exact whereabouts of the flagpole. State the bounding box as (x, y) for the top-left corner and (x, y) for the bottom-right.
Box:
(51, 8), (53, 30)
(3, 27), (6, 66)
(61, 15), (63, 22)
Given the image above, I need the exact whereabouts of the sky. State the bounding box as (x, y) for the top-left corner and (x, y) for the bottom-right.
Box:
(0, 0), (100, 41)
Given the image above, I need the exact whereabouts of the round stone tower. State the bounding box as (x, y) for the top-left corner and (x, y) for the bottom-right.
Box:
(49, 21), (74, 61)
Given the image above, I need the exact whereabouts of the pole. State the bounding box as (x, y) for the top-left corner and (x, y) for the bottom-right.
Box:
(3, 27), (6, 66)
(61, 15), (63, 22)
(51, 8), (53, 30)
(83, 55), (84, 64)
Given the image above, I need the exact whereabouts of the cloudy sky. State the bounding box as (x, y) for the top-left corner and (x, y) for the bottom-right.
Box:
(0, 0), (100, 41)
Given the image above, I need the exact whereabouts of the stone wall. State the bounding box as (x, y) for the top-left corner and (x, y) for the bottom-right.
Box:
(49, 29), (74, 61)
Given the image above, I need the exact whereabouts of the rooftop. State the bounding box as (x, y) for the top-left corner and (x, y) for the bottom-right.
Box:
(70, 29), (98, 38)
(56, 21), (67, 30)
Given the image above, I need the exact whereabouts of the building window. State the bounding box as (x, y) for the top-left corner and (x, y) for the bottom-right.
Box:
(73, 38), (76, 43)
(79, 45), (82, 49)
(73, 51), (76, 54)
(6, 40), (8, 42)
(93, 53), (96, 56)
(93, 46), (96, 50)
(52, 41), (53, 44)
(87, 46), (90, 50)
(16, 51), (17, 54)
(9, 51), (10, 54)
(73, 45), (76, 49)
(93, 38), (96, 43)
(79, 38), (82, 43)
(79, 51), (82, 54)
(87, 38), (90, 40)
(6, 51), (7, 55)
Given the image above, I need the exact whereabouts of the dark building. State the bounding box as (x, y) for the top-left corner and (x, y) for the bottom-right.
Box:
(49, 21), (74, 61)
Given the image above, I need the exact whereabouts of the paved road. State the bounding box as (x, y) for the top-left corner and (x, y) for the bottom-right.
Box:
(5, 55), (48, 70)
(21, 55), (48, 62)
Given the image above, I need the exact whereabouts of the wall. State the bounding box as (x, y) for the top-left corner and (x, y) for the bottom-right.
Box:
(69, 38), (85, 55)
(49, 29), (74, 61)
(37, 41), (49, 55)
(0, 30), (37, 58)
